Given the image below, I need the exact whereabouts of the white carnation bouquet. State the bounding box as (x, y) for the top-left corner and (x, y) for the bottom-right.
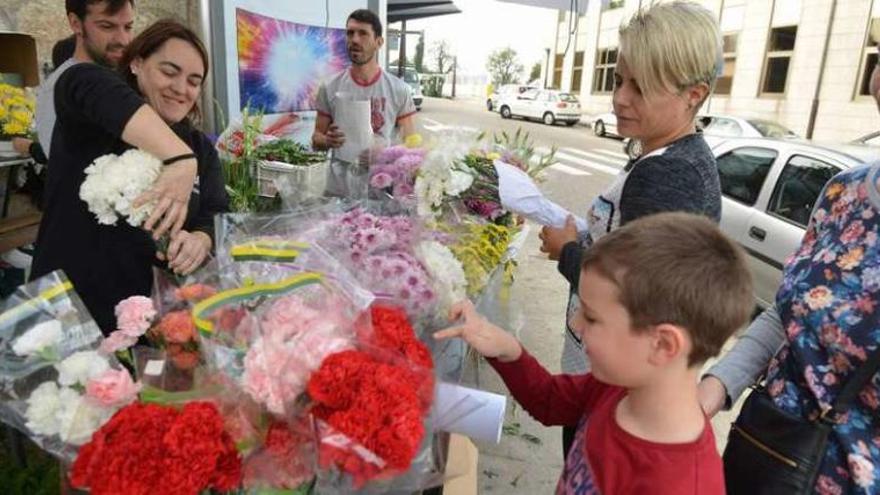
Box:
(79, 149), (162, 226)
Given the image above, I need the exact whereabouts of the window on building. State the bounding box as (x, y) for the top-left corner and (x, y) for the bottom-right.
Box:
(715, 33), (739, 95)
(768, 156), (840, 227)
(593, 48), (617, 94)
(572, 51), (584, 93)
(858, 18), (880, 97)
(761, 26), (797, 95)
(716, 147), (777, 206)
(553, 53), (564, 89)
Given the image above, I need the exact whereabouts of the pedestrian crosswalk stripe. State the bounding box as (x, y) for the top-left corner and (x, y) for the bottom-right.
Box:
(553, 151), (623, 176)
(559, 147), (626, 167)
(591, 148), (629, 161)
(549, 163), (592, 176)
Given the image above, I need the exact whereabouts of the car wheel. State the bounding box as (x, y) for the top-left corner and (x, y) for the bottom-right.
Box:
(500, 106), (511, 119)
(486, 100), (493, 111)
(543, 112), (555, 126)
(594, 120), (606, 137)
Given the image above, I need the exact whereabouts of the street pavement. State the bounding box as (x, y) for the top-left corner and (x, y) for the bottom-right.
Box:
(415, 97), (745, 493)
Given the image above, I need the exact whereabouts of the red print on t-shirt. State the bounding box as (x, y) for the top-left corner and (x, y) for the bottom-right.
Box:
(371, 97), (386, 133)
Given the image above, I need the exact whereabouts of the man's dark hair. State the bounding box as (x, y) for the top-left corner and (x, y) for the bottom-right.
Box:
(347, 9), (383, 38)
(65, 0), (134, 20)
(51, 36), (76, 68)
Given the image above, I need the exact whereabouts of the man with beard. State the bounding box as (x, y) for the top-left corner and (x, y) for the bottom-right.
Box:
(35, 0), (134, 159)
(313, 9), (417, 197)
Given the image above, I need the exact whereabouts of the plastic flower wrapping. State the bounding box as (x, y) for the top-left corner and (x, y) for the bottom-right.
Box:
(0, 271), (136, 461)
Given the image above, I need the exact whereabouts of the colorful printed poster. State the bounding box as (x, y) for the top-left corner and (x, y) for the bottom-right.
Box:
(236, 8), (348, 113)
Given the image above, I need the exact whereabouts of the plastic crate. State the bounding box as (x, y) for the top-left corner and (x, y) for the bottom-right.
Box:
(256, 159), (329, 199)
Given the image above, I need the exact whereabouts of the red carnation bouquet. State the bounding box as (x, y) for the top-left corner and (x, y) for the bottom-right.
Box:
(307, 304), (434, 489)
(70, 401), (242, 495)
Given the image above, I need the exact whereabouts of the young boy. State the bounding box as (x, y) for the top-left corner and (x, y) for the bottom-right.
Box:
(436, 212), (753, 494)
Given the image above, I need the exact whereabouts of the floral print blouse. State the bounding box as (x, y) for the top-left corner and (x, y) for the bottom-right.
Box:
(766, 163), (880, 494)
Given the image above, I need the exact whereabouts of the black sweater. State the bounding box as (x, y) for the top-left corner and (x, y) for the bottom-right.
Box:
(30, 63), (229, 334)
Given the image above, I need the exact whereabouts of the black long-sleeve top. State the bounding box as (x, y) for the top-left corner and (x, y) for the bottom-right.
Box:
(30, 63), (228, 334)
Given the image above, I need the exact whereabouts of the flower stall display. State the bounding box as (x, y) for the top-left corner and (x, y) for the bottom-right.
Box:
(0, 82), (35, 141)
(70, 401), (242, 495)
(254, 137), (329, 200)
(415, 128), (557, 228)
(309, 304), (436, 491)
(0, 271), (136, 460)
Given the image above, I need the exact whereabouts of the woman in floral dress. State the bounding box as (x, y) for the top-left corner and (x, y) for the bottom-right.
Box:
(699, 45), (880, 494)
(764, 166), (880, 493)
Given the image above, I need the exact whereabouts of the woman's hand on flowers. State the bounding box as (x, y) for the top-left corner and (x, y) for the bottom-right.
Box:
(697, 375), (728, 418)
(162, 230), (211, 275)
(539, 215), (578, 261)
(434, 300), (522, 363)
(136, 158), (197, 239)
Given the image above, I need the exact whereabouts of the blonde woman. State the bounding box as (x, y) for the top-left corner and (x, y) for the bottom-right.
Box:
(538, 1), (724, 459)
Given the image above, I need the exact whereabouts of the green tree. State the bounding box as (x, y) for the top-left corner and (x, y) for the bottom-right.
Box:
(414, 36), (425, 73)
(528, 62), (542, 84)
(430, 40), (455, 74)
(486, 47), (524, 86)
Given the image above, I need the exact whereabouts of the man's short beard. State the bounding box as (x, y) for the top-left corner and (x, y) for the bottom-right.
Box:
(82, 27), (116, 68)
(349, 50), (375, 66)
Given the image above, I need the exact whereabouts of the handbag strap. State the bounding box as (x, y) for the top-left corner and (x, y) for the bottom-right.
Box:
(824, 348), (880, 423)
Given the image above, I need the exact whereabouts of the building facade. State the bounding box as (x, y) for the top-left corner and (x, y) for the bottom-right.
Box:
(547, 0), (880, 143)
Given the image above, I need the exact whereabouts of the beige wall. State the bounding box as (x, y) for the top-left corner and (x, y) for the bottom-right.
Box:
(0, 0), (200, 80)
(550, 0), (880, 143)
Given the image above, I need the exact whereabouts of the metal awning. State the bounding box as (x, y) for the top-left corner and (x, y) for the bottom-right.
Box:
(387, 0), (461, 23)
(495, 0), (593, 14)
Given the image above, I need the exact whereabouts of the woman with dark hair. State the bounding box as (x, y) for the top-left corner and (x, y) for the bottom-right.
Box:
(31, 19), (228, 334)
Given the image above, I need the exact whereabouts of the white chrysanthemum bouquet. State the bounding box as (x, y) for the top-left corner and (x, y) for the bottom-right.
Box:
(79, 149), (162, 226)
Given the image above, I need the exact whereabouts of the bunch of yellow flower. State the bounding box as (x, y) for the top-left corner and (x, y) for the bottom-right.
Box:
(0, 83), (35, 138)
(448, 223), (513, 296)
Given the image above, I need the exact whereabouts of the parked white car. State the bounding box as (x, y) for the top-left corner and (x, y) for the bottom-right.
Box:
(497, 89), (581, 126)
(712, 138), (871, 308)
(487, 84), (536, 112)
(593, 113), (799, 141)
(699, 115), (799, 139)
(592, 112), (619, 137)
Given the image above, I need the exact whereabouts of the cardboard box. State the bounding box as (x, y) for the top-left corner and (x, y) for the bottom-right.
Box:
(0, 32), (39, 87)
(442, 434), (479, 495)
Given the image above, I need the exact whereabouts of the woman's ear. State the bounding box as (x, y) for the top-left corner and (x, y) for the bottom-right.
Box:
(130, 58), (143, 76)
(685, 82), (710, 110)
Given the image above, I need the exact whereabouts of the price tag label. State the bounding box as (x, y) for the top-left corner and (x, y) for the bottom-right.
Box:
(144, 359), (165, 376)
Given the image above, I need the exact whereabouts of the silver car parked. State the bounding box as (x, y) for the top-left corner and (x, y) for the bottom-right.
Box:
(712, 138), (871, 308)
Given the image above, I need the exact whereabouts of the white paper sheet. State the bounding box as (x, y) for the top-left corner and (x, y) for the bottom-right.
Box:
(434, 382), (507, 444)
(334, 100), (372, 164)
(494, 160), (588, 231)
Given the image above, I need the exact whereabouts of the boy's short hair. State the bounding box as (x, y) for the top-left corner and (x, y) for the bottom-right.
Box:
(66, 0), (134, 20)
(581, 212), (753, 366)
(347, 9), (383, 38)
(619, 1), (721, 105)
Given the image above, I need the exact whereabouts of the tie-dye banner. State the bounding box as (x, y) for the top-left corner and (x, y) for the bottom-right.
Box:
(236, 8), (348, 113)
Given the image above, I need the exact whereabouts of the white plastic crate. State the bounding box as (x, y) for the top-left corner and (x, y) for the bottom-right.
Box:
(257, 159), (329, 199)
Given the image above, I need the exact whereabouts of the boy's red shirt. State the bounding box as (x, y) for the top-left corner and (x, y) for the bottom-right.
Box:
(489, 347), (725, 495)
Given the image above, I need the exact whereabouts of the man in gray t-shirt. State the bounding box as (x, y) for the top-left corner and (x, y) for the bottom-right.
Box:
(312, 9), (417, 197)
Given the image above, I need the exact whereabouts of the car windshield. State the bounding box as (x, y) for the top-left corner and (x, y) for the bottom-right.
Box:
(403, 70), (419, 84)
(558, 93), (578, 102)
(748, 119), (797, 138)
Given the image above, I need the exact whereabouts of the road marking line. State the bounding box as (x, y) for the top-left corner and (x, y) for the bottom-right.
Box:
(591, 148), (629, 161)
(549, 163), (592, 176)
(560, 147), (626, 167)
(554, 151), (622, 176)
